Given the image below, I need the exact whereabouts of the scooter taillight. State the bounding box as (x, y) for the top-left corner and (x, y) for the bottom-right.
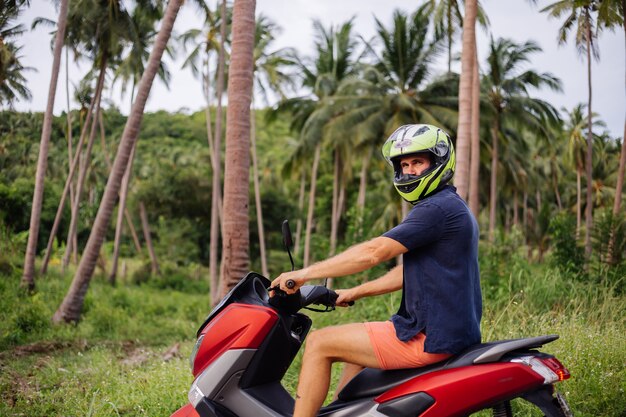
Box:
(512, 356), (571, 384)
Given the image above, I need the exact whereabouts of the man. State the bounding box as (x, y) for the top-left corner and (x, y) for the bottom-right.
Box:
(271, 124), (482, 417)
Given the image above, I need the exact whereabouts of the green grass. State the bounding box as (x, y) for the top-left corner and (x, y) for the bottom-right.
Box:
(1, 262), (624, 416)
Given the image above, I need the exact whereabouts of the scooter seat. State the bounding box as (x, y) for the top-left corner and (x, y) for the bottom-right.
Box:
(336, 335), (559, 401)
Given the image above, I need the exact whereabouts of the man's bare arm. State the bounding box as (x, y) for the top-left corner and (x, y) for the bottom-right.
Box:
(271, 236), (407, 292)
(335, 265), (403, 306)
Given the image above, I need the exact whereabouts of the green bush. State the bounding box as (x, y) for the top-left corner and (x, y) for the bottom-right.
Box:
(549, 212), (585, 276)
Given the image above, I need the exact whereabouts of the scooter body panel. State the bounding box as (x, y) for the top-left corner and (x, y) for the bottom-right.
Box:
(193, 304), (278, 376)
(376, 362), (544, 417)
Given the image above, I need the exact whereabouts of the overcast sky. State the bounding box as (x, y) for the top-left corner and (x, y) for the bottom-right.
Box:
(13, 0), (625, 138)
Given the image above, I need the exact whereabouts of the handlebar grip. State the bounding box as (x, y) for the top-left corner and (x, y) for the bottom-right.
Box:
(286, 279), (296, 289)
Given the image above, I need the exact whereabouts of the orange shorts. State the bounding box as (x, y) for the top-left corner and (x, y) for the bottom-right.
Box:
(364, 321), (452, 370)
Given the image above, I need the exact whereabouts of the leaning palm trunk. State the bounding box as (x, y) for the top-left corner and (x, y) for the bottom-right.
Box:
(468, 44), (481, 217)
(52, 0), (183, 323)
(303, 144), (321, 268)
(109, 142), (138, 284)
(40, 63), (104, 275)
(453, 0), (478, 201)
(98, 111), (143, 257)
(21, 0), (70, 290)
(250, 109), (268, 277)
(62, 58), (108, 272)
(220, 0), (256, 295)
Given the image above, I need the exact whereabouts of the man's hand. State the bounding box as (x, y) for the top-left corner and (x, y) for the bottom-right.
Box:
(271, 270), (307, 295)
(335, 288), (358, 307)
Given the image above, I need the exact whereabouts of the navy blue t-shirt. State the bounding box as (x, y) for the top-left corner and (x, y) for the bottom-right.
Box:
(383, 185), (482, 354)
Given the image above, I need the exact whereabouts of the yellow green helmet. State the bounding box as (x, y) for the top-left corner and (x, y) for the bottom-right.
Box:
(381, 124), (455, 204)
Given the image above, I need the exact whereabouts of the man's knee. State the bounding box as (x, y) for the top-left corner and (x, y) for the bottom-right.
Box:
(303, 328), (335, 359)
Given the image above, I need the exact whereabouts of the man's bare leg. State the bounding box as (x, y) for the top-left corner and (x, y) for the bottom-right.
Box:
(293, 323), (379, 417)
(333, 363), (364, 400)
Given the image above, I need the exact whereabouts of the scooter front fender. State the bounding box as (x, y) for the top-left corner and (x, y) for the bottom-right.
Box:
(170, 403), (200, 417)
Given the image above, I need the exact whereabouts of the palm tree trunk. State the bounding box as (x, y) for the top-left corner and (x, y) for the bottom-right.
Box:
(488, 122), (498, 242)
(576, 166), (582, 238)
(552, 166), (563, 210)
(330, 151), (340, 256)
(21, 0), (69, 290)
(203, 52), (219, 304)
(294, 169), (306, 257)
(453, 0), (477, 201)
(468, 43), (481, 217)
(98, 111), (143, 257)
(584, 8), (594, 260)
(523, 190), (528, 235)
(109, 142), (138, 284)
(62, 59), (107, 272)
(607, 121), (626, 264)
(447, 3), (453, 74)
(608, 13), (626, 264)
(52, 0), (183, 323)
(211, 0), (228, 305)
(220, 0), (256, 296)
(356, 150), (371, 239)
(40, 70), (101, 275)
(304, 144), (321, 268)
(250, 109), (268, 277)
(139, 201), (160, 275)
(65, 46), (78, 264)
(513, 191), (519, 228)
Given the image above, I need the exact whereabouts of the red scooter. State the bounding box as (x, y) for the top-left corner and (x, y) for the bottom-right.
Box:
(171, 222), (574, 417)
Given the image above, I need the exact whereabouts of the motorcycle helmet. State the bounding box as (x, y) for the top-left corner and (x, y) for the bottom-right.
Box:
(381, 124), (455, 204)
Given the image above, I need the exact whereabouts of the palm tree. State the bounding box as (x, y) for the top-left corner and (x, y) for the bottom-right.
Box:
(323, 8), (456, 214)
(562, 104), (606, 236)
(179, 1), (229, 302)
(220, 0), (256, 295)
(21, 0), (69, 291)
(0, 43), (34, 107)
(424, 0), (489, 73)
(0, 0), (34, 107)
(274, 18), (359, 267)
(540, 0), (610, 259)
(109, 2), (172, 284)
(596, 0), (624, 263)
(455, 0), (478, 201)
(53, 0), (184, 323)
(211, 0), (229, 304)
(422, 0), (489, 205)
(482, 37), (562, 242)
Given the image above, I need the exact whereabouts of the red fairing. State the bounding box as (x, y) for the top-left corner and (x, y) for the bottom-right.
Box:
(376, 363), (545, 417)
(170, 403), (199, 417)
(193, 303), (278, 376)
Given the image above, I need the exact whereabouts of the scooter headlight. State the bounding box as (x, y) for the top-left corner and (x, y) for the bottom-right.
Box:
(189, 334), (205, 372)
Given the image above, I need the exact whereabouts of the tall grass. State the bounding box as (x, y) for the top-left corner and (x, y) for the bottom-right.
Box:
(1, 256), (624, 416)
